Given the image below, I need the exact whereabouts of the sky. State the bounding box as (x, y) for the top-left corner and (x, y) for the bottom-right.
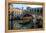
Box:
(12, 4), (43, 9)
